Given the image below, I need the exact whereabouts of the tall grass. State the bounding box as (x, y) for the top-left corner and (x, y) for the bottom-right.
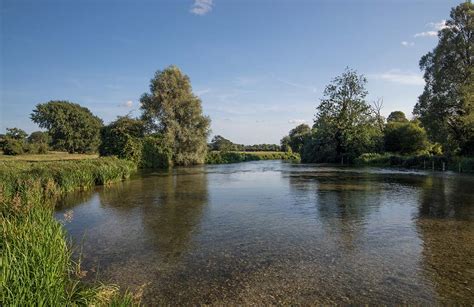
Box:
(0, 157), (138, 305)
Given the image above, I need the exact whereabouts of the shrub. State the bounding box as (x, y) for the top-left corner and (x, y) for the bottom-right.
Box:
(140, 136), (173, 169)
(384, 121), (429, 154)
(2, 137), (25, 155)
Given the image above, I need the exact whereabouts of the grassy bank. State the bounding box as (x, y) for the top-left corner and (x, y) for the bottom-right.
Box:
(205, 151), (300, 164)
(0, 157), (138, 305)
(355, 153), (474, 173)
(0, 151), (99, 162)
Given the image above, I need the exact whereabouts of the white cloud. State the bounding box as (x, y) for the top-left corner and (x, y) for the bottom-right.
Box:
(288, 119), (307, 125)
(429, 20), (448, 31)
(195, 88), (211, 96)
(119, 100), (133, 108)
(414, 31), (438, 38)
(414, 20), (447, 38)
(401, 41), (415, 47)
(369, 70), (424, 86)
(190, 0), (213, 15)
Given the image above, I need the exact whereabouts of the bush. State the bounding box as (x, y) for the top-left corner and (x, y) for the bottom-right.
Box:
(2, 137), (25, 155)
(140, 136), (173, 169)
(384, 121), (429, 154)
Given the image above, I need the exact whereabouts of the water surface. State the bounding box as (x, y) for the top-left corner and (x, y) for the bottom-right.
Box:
(56, 161), (474, 304)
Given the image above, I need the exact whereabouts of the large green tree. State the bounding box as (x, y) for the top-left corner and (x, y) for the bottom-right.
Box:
(31, 101), (103, 153)
(286, 124), (311, 154)
(302, 68), (381, 163)
(414, 1), (473, 155)
(140, 66), (211, 165)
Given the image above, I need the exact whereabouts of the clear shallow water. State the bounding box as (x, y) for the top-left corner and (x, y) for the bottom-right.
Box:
(55, 161), (474, 304)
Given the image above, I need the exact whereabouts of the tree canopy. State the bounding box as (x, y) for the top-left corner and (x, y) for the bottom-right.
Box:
(302, 68), (381, 163)
(140, 66), (211, 165)
(285, 124), (311, 154)
(31, 101), (103, 153)
(414, 1), (473, 154)
(384, 121), (429, 154)
(387, 111), (408, 123)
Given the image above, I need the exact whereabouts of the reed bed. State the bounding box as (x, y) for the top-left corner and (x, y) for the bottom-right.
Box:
(0, 157), (138, 305)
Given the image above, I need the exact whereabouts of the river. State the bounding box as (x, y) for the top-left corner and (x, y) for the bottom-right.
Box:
(55, 160), (474, 304)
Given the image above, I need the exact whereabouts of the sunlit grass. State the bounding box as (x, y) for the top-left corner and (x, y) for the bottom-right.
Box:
(0, 157), (139, 305)
(0, 151), (99, 162)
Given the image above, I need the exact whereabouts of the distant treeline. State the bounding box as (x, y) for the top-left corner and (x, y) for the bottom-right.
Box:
(280, 2), (473, 168)
(208, 135), (280, 152)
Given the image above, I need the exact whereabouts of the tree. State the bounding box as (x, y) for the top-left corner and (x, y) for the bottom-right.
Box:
(140, 66), (211, 165)
(280, 136), (291, 152)
(99, 116), (146, 161)
(28, 131), (50, 144)
(384, 121), (429, 154)
(287, 124), (311, 154)
(209, 135), (235, 152)
(387, 111), (408, 123)
(413, 1), (473, 154)
(31, 101), (103, 153)
(6, 128), (28, 140)
(302, 68), (381, 163)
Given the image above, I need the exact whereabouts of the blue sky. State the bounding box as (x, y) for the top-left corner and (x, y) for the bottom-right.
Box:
(1, 0), (461, 144)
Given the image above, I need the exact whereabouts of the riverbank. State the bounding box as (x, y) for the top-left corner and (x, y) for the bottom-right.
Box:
(0, 157), (138, 305)
(355, 153), (474, 173)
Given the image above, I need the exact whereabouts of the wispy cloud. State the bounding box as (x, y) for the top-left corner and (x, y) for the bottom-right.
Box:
(401, 41), (415, 47)
(195, 88), (211, 96)
(414, 19), (447, 38)
(288, 119), (307, 125)
(190, 0), (213, 15)
(118, 100), (134, 108)
(369, 70), (424, 86)
(274, 77), (317, 93)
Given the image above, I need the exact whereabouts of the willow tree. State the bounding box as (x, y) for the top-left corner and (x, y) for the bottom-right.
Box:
(140, 66), (211, 165)
(414, 1), (473, 155)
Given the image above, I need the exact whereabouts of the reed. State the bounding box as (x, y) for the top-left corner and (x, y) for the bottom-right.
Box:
(0, 157), (138, 305)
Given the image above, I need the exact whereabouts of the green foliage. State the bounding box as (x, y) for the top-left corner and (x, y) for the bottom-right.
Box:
(140, 136), (173, 169)
(355, 152), (474, 172)
(31, 101), (103, 153)
(99, 116), (146, 160)
(384, 121), (430, 154)
(0, 158), (138, 305)
(413, 2), (474, 154)
(387, 111), (408, 123)
(205, 151), (299, 164)
(6, 127), (28, 140)
(26, 142), (49, 154)
(280, 135), (291, 152)
(286, 124), (311, 154)
(210, 135), (236, 152)
(140, 66), (211, 165)
(2, 138), (25, 155)
(302, 68), (382, 163)
(28, 131), (50, 145)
